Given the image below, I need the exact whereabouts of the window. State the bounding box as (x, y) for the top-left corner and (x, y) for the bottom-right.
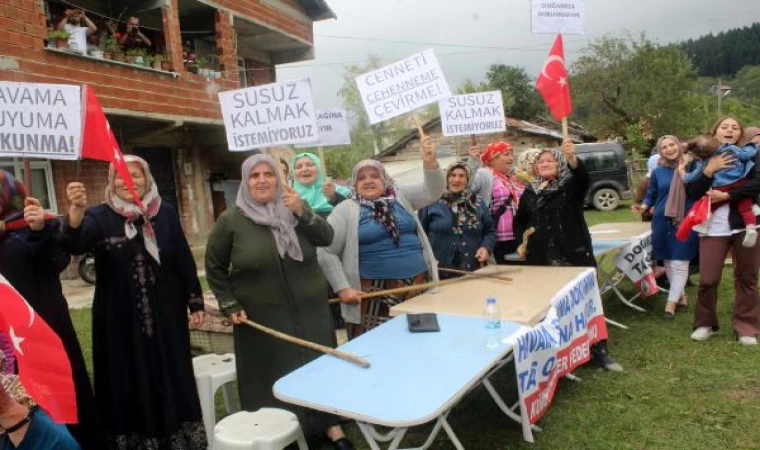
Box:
(0, 159), (58, 213)
(238, 57), (248, 88)
(579, 151), (618, 172)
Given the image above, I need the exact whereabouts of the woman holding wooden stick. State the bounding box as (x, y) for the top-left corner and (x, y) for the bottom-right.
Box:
(318, 136), (445, 338)
(418, 161), (496, 277)
(204, 154), (354, 450)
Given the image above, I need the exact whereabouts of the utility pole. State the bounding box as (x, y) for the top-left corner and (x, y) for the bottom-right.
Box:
(714, 77), (732, 117)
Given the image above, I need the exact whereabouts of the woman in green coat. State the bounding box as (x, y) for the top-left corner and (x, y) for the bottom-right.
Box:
(205, 154), (353, 450)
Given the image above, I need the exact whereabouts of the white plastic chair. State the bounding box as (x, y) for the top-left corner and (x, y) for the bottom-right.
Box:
(193, 353), (239, 450)
(213, 409), (308, 450)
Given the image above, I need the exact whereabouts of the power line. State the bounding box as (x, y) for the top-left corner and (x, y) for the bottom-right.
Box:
(313, 34), (579, 52)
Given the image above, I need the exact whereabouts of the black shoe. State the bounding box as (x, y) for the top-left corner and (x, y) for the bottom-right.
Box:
(675, 304), (688, 313)
(330, 437), (355, 450)
(591, 342), (624, 373)
(662, 311), (675, 320)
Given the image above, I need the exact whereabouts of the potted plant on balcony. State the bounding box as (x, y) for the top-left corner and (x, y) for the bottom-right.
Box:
(157, 54), (172, 71)
(102, 36), (119, 60)
(143, 54), (154, 68)
(48, 30), (71, 49)
(197, 57), (209, 77)
(125, 48), (142, 64)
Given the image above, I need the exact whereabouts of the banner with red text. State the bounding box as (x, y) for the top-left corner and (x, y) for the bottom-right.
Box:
(510, 268), (608, 441)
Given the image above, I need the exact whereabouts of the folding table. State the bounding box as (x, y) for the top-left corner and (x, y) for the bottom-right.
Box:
(274, 314), (524, 450)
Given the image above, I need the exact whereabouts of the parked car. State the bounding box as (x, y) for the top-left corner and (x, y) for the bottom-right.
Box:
(575, 143), (632, 211)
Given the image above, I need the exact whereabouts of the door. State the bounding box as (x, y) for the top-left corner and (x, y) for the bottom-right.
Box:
(131, 148), (179, 209)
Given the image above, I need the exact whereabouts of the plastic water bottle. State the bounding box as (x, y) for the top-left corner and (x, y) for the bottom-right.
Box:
(484, 297), (502, 348)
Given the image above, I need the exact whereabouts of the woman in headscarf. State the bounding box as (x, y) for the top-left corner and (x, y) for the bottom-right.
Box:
(0, 353), (80, 449)
(205, 154), (353, 450)
(468, 141), (525, 263)
(0, 170), (102, 449)
(515, 147), (542, 185)
(63, 156), (207, 449)
(514, 141), (623, 372)
(418, 161), (496, 277)
(632, 135), (699, 319)
(318, 137), (445, 338)
(292, 152), (351, 218)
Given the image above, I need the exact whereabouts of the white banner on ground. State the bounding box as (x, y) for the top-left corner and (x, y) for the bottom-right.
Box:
(295, 108), (351, 148)
(613, 231), (653, 283)
(439, 91), (506, 137)
(355, 49), (451, 125)
(511, 268), (608, 442)
(0, 82), (82, 160)
(219, 79), (319, 151)
(531, 0), (586, 35)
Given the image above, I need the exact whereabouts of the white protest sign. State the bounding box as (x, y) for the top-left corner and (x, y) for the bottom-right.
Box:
(439, 91), (506, 137)
(613, 231), (653, 283)
(295, 108), (351, 148)
(531, 0), (586, 35)
(0, 82), (82, 160)
(355, 49), (451, 125)
(219, 79), (318, 151)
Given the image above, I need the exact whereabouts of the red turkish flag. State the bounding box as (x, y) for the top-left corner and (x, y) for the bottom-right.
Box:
(81, 85), (143, 207)
(536, 34), (573, 121)
(0, 275), (77, 423)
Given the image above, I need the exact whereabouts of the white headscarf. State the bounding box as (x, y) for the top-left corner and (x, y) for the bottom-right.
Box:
(236, 154), (303, 262)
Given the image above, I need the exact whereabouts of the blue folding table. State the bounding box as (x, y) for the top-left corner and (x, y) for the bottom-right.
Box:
(274, 314), (524, 450)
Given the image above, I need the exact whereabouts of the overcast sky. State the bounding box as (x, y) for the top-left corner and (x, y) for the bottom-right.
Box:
(276, 0), (759, 112)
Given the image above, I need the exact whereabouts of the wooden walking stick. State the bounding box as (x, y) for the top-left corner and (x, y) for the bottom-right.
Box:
(328, 267), (515, 304)
(504, 227), (535, 262)
(241, 319), (371, 369)
(438, 267), (511, 284)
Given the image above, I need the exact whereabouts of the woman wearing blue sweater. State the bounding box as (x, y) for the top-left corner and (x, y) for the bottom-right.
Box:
(419, 162), (496, 277)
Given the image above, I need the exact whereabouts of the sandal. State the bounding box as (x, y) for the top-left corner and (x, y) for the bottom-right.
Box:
(675, 294), (688, 313)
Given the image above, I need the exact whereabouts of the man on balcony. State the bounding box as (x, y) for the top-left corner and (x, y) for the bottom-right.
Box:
(56, 9), (97, 55)
(118, 17), (152, 50)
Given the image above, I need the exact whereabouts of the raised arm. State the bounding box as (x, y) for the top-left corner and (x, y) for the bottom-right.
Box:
(61, 182), (102, 255)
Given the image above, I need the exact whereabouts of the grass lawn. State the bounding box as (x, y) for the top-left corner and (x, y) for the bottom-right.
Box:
(69, 202), (760, 449)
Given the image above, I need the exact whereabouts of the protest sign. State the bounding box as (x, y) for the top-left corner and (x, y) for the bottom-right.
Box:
(439, 91), (506, 137)
(219, 79), (318, 151)
(512, 268), (608, 441)
(613, 231), (653, 283)
(531, 0), (586, 35)
(295, 108), (351, 148)
(0, 82), (82, 160)
(355, 49), (451, 125)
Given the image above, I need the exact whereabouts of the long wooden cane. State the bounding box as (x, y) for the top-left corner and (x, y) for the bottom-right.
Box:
(328, 267), (515, 304)
(504, 227), (535, 262)
(438, 267), (511, 284)
(241, 319), (370, 369)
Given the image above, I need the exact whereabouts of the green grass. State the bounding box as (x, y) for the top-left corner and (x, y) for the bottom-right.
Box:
(69, 203), (760, 449)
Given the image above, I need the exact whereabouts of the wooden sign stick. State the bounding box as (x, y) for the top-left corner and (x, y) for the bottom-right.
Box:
(241, 319), (371, 369)
(470, 134), (477, 146)
(317, 146), (328, 178)
(561, 117), (569, 142)
(22, 158), (32, 195)
(412, 113), (425, 139)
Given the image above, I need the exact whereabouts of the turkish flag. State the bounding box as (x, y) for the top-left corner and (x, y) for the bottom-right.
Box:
(0, 275), (77, 423)
(81, 85), (143, 207)
(677, 195), (711, 242)
(536, 34), (573, 121)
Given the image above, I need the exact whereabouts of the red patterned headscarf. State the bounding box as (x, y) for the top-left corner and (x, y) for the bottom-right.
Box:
(480, 141), (513, 166)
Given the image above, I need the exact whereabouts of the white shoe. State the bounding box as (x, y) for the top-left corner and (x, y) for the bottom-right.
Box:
(742, 227), (757, 248)
(690, 327), (716, 341)
(738, 336), (758, 345)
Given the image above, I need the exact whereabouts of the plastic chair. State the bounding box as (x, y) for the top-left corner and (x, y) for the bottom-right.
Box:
(213, 409), (308, 450)
(193, 353), (239, 450)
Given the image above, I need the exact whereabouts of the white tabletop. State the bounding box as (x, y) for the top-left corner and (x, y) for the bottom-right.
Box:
(274, 314), (524, 427)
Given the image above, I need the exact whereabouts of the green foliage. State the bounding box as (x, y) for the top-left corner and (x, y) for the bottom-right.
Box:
(482, 65), (539, 119)
(48, 30), (70, 40)
(682, 22), (760, 77)
(571, 34), (711, 140)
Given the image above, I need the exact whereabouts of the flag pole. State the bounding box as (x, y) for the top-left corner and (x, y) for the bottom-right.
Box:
(561, 117), (569, 141)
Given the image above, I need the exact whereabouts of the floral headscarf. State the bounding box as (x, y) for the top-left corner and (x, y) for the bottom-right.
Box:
(350, 160), (399, 244)
(516, 148), (542, 185)
(0, 352), (35, 409)
(530, 148), (572, 195)
(439, 162), (480, 235)
(292, 153), (351, 214)
(236, 154), (303, 261)
(105, 155), (162, 264)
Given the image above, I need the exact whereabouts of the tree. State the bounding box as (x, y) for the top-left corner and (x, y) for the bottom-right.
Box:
(570, 34), (711, 143)
(482, 65), (542, 119)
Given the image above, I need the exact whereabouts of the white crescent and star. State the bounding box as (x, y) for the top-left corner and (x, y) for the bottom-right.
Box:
(540, 55), (566, 81)
(9, 326), (25, 356)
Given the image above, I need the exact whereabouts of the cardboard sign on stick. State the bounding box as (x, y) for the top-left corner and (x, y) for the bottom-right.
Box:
(355, 49), (451, 125)
(295, 108), (351, 148)
(439, 91), (506, 137)
(531, 0), (585, 35)
(219, 79), (319, 151)
(0, 82), (82, 160)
